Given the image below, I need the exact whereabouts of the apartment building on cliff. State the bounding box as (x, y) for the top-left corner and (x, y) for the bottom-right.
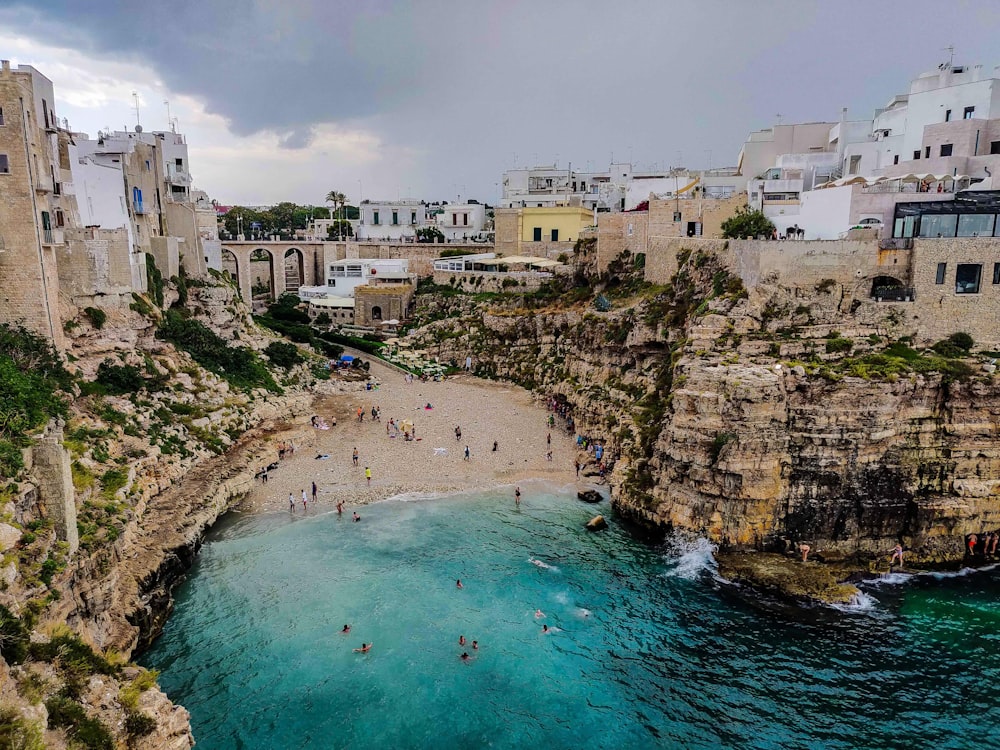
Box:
(0, 61), (74, 347)
(744, 62), (1000, 239)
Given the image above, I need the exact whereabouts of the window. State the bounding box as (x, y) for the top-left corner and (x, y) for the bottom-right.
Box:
(964, 106), (975, 119)
(918, 214), (957, 237)
(957, 213), (994, 237)
(452, 213), (458, 226)
(0, 154), (8, 174)
(145, 160), (151, 171)
(925, 146), (931, 158)
(893, 155), (899, 165)
(411, 211), (417, 225)
(580, 182), (586, 191)
(392, 211), (398, 225)
(373, 211), (379, 225)
(991, 141), (1000, 155)
(551, 229), (559, 241)
(55, 209), (64, 228)
(945, 109), (952, 122)
(175, 157), (183, 168)
(913, 150), (921, 160)
(940, 144), (953, 157)
(993, 263), (1000, 285)
(463, 214), (468, 226)
(532, 227), (542, 241)
(848, 155), (861, 174)
(0, 107), (4, 125)
(935, 263), (947, 284)
(955, 264), (982, 294)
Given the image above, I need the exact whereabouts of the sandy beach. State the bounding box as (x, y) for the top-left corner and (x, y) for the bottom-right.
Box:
(243, 358), (581, 512)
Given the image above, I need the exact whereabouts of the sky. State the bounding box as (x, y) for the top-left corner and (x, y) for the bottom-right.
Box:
(3, 0), (1000, 206)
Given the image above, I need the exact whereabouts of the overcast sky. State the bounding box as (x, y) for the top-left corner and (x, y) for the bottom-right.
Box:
(3, 1), (1000, 206)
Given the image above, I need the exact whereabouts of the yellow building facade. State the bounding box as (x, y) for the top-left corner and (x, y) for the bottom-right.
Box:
(495, 206), (593, 257)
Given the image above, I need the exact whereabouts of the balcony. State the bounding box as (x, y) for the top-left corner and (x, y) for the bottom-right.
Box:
(41, 229), (63, 245)
(165, 165), (192, 186)
(133, 200), (146, 215)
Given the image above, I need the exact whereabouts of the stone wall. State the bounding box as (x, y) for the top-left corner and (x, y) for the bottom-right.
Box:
(57, 228), (133, 298)
(908, 237), (1000, 345)
(0, 69), (65, 347)
(354, 284), (414, 326)
(31, 421), (78, 554)
(431, 269), (550, 293)
(644, 238), (730, 286)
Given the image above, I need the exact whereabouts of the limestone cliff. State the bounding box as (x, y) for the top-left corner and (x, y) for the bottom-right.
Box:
(409, 248), (1000, 569)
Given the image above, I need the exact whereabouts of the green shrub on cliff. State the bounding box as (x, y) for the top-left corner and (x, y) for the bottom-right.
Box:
(0, 708), (44, 750)
(157, 310), (278, 392)
(0, 604), (30, 664)
(0, 324), (71, 479)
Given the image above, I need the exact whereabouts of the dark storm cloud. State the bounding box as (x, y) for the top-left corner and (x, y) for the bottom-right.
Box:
(6, 1), (1000, 197)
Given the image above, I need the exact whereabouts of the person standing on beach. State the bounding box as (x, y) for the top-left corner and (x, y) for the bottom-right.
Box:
(311, 481), (318, 504)
(515, 487), (521, 506)
(288, 493), (295, 511)
(337, 500), (344, 515)
(365, 466), (372, 486)
(575, 460), (581, 478)
(464, 445), (470, 461)
(353, 447), (359, 467)
(261, 468), (268, 484)
(301, 489), (308, 510)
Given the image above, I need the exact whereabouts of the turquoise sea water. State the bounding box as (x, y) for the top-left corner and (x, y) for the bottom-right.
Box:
(141, 485), (1000, 749)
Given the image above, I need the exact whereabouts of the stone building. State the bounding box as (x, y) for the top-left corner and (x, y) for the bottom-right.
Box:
(354, 284), (414, 327)
(0, 61), (74, 347)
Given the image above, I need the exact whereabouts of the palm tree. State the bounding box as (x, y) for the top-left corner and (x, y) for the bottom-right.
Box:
(325, 190), (348, 238)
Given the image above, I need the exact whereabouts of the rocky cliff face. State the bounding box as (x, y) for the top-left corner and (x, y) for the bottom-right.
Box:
(409, 250), (1000, 566)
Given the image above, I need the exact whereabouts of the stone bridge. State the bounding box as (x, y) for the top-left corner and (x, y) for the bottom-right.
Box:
(219, 241), (326, 304)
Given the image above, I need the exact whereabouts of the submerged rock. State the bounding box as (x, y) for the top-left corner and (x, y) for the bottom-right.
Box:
(585, 515), (607, 531)
(715, 552), (860, 606)
(577, 489), (603, 503)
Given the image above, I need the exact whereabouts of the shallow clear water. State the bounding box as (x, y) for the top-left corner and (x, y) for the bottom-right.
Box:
(141, 485), (1000, 749)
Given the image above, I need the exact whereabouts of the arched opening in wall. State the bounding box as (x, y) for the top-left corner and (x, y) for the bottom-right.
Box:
(221, 249), (240, 293)
(371, 305), (383, 321)
(284, 248), (305, 293)
(870, 275), (910, 301)
(250, 247), (276, 310)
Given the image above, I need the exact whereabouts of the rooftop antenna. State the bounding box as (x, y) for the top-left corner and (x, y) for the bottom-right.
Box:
(943, 44), (955, 67)
(131, 91), (141, 129)
(164, 99), (174, 131)
(775, 113), (783, 126)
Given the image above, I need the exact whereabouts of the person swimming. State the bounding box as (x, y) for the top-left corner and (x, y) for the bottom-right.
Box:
(341, 624), (351, 633)
(456, 579), (463, 589)
(353, 642), (373, 653)
(459, 635), (466, 646)
(353, 512), (361, 522)
(534, 609), (545, 619)
(472, 640), (478, 650)
(542, 624), (549, 634)
(460, 652), (471, 661)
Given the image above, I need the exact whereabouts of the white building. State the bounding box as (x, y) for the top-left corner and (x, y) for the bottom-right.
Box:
(753, 62), (1000, 239)
(428, 202), (487, 240)
(297, 258), (413, 302)
(356, 201), (428, 241)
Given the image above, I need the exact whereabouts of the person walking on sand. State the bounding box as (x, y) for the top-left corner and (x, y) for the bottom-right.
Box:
(455, 426), (462, 442)
(353, 447), (359, 467)
(311, 481), (318, 504)
(365, 466), (372, 486)
(547, 432), (551, 446)
(515, 487), (521, 506)
(464, 445), (470, 461)
(493, 440), (498, 452)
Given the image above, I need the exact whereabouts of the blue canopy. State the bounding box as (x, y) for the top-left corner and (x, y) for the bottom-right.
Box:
(340, 355), (355, 362)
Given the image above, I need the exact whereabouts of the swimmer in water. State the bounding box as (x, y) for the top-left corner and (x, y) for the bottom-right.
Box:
(341, 624), (351, 633)
(542, 624), (549, 634)
(456, 579), (463, 589)
(535, 609), (545, 619)
(460, 652), (470, 661)
(459, 635), (466, 646)
(353, 512), (361, 522)
(529, 557), (545, 568)
(472, 640), (478, 650)
(353, 643), (373, 653)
